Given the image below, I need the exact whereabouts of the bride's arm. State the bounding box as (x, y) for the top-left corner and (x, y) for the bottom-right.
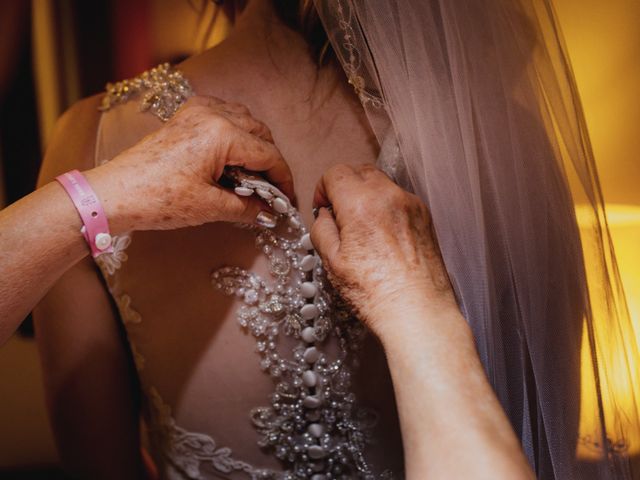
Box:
(33, 96), (145, 479)
(311, 164), (534, 480)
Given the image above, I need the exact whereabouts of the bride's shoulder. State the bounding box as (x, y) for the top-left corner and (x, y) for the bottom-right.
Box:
(39, 62), (195, 186)
(38, 94), (103, 186)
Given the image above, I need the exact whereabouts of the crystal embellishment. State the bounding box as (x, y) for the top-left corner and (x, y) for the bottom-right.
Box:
(211, 177), (385, 479)
(99, 63), (193, 122)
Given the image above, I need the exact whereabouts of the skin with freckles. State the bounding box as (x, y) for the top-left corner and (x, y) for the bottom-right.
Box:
(310, 164), (535, 479)
(33, 3), (404, 478)
(311, 164), (456, 337)
(96, 95), (294, 234)
(0, 97), (293, 344)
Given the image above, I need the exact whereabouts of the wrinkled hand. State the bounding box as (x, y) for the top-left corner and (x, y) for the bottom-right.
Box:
(311, 164), (457, 337)
(88, 95), (294, 233)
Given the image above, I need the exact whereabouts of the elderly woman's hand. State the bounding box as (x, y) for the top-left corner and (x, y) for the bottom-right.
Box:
(311, 164), (457, 337)
(311, 164), (535, 480)
(87, 95), (293, 233)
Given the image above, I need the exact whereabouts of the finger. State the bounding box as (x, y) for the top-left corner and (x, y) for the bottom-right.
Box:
(313, 164), (356, 209)
(310, 207), (341, 265)
(220, 102), (252, 115)
(225, 129), (295, 201)
(182, 97), (273, 141)
(220, 111), (274, 143)
(206, 187), (275, 226)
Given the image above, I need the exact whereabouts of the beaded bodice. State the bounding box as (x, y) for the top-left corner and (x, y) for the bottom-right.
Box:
(96, 64), (395, 480)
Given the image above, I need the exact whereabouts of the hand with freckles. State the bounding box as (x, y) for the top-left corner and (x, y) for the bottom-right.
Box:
(309, 164), (534, 480)
(0, 95), (294, 338)
(87, 95), (294, 234)
(310, 163), (457, 338)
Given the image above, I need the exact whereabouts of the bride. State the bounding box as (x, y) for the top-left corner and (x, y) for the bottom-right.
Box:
(34, 0), (639, 479)
(35, 1), (403, 478)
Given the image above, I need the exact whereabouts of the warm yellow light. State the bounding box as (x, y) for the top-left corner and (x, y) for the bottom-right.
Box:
(576, 204), (640, 460)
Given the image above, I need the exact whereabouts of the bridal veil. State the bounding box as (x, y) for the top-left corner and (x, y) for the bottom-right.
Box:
(312, 0), (639, 478)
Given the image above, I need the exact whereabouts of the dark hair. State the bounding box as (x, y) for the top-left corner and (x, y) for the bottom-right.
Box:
(272, 0), (332, 64)
(196, 1), (332, 64)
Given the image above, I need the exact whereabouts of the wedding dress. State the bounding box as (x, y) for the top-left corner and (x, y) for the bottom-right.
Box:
(92, 62), (402, 480)
(46, 0), (639, 479)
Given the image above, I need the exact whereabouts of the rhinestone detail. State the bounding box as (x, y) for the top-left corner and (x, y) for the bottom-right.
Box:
(99, 63), (193, 121)
(211, 178), (385, 479)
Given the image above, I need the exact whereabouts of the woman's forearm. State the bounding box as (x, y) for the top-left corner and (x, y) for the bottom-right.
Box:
(0, 167), (129, 342)
(376, 301), (534, 479)
(0, 96), (292, 344)
(0, 181), (89, 342)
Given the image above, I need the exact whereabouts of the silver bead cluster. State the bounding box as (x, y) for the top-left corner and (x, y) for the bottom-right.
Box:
(99, 63), (193, 121)
(211, 179), (382, 479)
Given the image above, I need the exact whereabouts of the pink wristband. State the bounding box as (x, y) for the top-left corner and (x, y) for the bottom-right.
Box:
(56, 169), (114, 258)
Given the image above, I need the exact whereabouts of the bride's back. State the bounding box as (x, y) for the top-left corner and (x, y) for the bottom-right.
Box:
(35, 4), (403, 479)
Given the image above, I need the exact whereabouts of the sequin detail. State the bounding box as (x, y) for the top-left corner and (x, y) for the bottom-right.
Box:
(99, 63), (193, 121)
(212, 176), (387, 479)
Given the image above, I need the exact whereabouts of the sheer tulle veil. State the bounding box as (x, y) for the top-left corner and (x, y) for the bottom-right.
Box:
(312, 0), (639, 478)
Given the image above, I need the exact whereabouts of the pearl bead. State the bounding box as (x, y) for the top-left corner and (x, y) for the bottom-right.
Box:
(273, 197), (288, 214)
(301, 327), (316, 343)
(301, 233), (314, 250)
(301, 282), (317, 298)
(289, 216), (301, 229)
(308, 445), (327, 459)
(300, 304), (319, 320)
(302, 370), (318, 387)
(311, 475), (327, 480)
(303, 395), (322, 408)
(300, 255), (317, 272)
(256, 188), (273, 200)
(308, 423), (324, 437)
(303, 347), (320, 363)
(234, 186), (253, 196)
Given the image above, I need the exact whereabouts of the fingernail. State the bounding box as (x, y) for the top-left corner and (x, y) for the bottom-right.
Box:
(256, 210), (278, 228)
(312, 207), (319, 219)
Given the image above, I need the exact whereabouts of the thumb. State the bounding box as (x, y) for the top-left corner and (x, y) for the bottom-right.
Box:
(310, 207), (341, 266)
(206, 188), (277, 227)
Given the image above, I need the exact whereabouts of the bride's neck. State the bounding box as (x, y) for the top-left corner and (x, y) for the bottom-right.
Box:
(229, 1), (318, 75)
(182, 1), (345, 111)
(197, 1), (334, 87)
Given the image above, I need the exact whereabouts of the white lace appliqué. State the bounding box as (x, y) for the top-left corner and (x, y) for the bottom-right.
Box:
(147, 388), (276, 480)
(96, 234), (131, 275)
(115, 293), (142, 325)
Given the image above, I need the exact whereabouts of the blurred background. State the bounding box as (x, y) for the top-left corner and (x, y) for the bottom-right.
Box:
(0, 0), (638, 477)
